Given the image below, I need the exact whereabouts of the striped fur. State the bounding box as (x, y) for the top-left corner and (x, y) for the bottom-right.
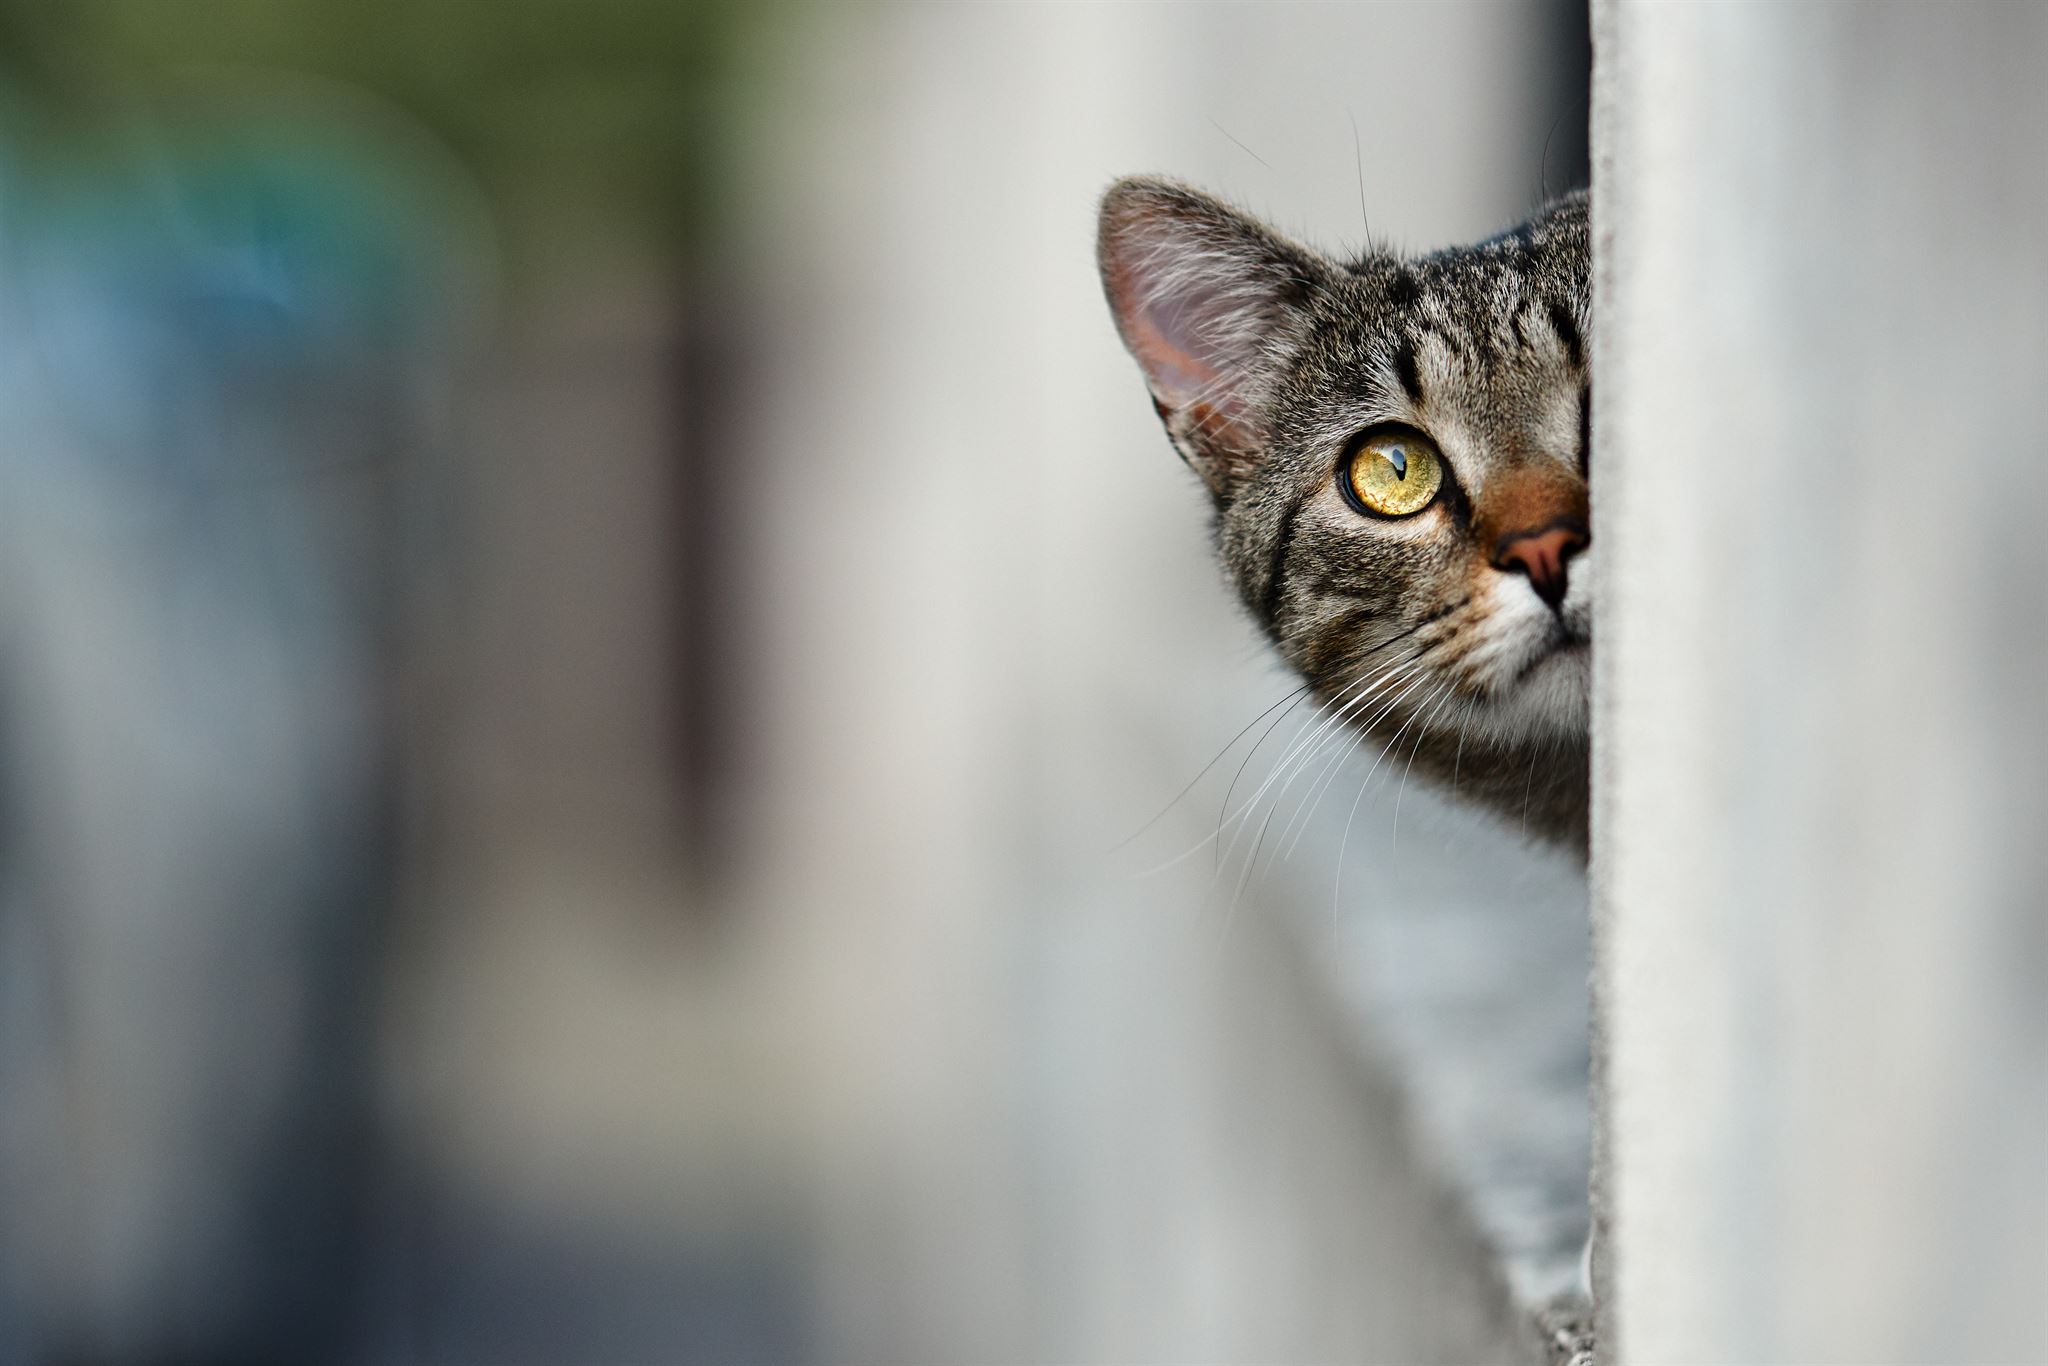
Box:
(1100, 178), (1593, 855)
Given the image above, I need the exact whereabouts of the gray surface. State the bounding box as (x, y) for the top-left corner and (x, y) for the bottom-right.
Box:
(1328, 826), (1590, 1310)
(1593, 3), (2048, 1361)
(1250, 763), (1592, 1312)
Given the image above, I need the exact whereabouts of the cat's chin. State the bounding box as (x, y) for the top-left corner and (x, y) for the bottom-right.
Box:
(1493, 638), (1591, 742)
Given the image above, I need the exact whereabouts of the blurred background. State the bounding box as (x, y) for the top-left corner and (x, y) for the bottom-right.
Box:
(0, 3), (1593, 1363)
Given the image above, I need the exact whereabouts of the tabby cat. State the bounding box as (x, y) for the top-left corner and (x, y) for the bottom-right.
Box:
(1097, 178), (1591, 858)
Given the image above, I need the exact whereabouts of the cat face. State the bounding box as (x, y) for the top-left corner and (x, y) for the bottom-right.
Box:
(1099, 179), (1591, 767)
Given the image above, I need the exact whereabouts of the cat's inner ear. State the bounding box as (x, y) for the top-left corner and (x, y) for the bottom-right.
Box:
(1098, 178), (1324, 491)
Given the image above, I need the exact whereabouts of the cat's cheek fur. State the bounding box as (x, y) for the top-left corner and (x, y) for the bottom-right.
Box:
(1557, 543), (1594, 644)
(1464, 570), (1592, 741)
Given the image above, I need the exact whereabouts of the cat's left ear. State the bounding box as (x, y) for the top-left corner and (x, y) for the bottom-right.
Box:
(1098, 177), (1329, 496)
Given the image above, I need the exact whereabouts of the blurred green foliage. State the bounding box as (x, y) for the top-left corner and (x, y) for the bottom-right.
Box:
(0, 0), (784, 258)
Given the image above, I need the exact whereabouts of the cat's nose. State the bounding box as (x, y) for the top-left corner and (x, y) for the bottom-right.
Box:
(1493, 519), (1589, 608)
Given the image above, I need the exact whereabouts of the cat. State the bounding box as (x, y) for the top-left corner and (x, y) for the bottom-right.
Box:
(1097, 178), (1591, 859)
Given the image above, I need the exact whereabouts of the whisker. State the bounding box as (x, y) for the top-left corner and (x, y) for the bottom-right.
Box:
(1520, 747), (1538, 840)
(1220, 654), (1426, 875)
(1230, 611), (1463, 877)
(1209, 116), (1272, 170)
(1276, 664), (1435, 860)
(1392, 684), (1462, 854)
(1348, 107), (1372, 248)
(1222, 653), (1416, 836)
(1111, 682), (1309, 853)
(1332, 679), (1454, 920)
(1220, 799), (1279, 939)
(1131, 673), (1379, 882)
(1215, 687), (1324, 871)
(1208, 695), (1336, 874)
(1129, 685), (1347, 881)
(1451, 707), (1471, 796)
(1137, 613), (1452, 885)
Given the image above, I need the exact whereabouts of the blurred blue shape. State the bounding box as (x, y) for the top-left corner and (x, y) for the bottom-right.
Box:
(0, 88), (471, 1366)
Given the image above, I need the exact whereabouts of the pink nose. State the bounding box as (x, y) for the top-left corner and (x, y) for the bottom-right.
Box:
(1493, 520), (1589, 607)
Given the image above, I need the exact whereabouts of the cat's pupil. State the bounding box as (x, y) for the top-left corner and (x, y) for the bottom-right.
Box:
(1388, 448), (1408, 479)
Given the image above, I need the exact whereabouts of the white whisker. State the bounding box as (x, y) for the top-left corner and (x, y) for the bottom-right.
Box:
(1276, 664), (1436, 860)
(1331, 679), (1454, 920)
(1218, 654), (1427, 876)
(1392, 683), (1462, 854)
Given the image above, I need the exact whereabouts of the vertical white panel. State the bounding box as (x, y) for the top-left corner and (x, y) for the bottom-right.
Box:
(743, 2), (1575, 1361)
(1594, 4), (2048, 1362)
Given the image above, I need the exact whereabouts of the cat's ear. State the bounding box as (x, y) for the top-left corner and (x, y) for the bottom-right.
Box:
(1098, 177), (1328, 495)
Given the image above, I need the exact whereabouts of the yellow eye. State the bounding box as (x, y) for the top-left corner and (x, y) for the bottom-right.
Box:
(1344, 428), (1444, 518)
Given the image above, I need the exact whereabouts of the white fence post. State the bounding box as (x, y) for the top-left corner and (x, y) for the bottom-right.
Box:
(1592, 4), (2048, 1361)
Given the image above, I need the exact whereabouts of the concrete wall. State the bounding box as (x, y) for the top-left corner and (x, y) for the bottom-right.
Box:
(1592, 4), (2048, 1361)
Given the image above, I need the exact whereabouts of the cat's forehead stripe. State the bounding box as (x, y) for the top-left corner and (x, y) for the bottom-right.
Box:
(1391, 337), (1424, 404)
(1385, 266), (1419, 307)
(1545, 300), (1584, 368)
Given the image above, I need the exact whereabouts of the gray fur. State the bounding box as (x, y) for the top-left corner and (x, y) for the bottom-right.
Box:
(1099, 178), (1592, 856)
